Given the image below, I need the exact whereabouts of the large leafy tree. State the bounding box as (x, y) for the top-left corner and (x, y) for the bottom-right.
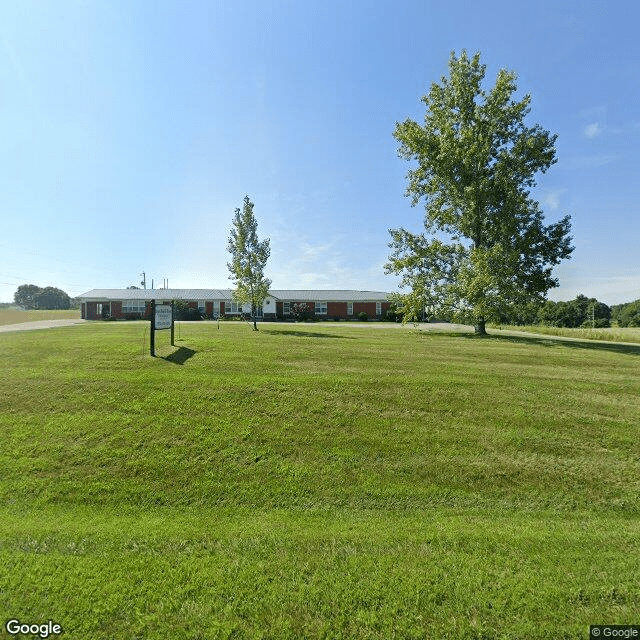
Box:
(613, 300), (640, 328)
(13, 284), (71, 310)
(36, 286), (71, 310)
(385, 51), (573, 334)
(227, 196), (272, 331)
(14, 284), (42, 309)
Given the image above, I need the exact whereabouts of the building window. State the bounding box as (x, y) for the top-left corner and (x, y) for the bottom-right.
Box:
(315, 301), (327, 315)
(347, 302), (353, 315)
(198, 300), (206, 313)
(376, 302), (382, 316)
(123, 300), (146, 314)
(228, 301), (243, 313)
(283, 302), (290, 315)
(213, 301), (220, 318)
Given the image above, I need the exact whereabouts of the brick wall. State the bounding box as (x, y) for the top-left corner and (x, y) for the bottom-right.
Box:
(81, 297), (390, 321)
(327, 301), (347, 318)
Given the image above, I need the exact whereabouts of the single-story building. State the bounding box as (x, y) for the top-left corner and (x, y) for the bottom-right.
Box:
(77, 289), (393, 321)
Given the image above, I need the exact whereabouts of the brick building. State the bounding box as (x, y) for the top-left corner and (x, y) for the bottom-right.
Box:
(78, 289), (392, 321)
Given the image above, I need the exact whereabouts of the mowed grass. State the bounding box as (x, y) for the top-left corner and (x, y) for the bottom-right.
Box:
(1, 321), (639, 639)
(0, 308), (80, 325)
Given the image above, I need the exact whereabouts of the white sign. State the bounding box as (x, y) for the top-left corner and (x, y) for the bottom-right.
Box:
(155, 304), (172, 330)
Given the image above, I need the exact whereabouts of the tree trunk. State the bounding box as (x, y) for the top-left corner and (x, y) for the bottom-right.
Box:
(251, 301), (258, 331)
(250, 292), (258, 331)
(474, 318), (487, 335)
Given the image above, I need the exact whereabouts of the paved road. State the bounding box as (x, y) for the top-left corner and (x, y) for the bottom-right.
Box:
(0, 319), (88, 333)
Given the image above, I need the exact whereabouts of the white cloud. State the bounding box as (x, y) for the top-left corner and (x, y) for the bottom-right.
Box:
(543, 188), (567, 211)
(299, 242), (332, 261)
(584, 122), (602, 139)
(566, 154), (619, 169)
(298, 272), (332, 287)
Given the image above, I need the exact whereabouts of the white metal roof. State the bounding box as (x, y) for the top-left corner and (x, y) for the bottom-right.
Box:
(78, 289), (234, 301)
(78, 288), (391, 302)
(268, 290), (391, 302)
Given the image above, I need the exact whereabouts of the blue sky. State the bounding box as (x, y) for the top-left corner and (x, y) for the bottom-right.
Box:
(1, 0), (638, 305)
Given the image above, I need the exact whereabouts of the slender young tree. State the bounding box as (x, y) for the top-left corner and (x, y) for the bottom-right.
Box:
(227, 196), (271, 331)
(386, 51), (573, 334)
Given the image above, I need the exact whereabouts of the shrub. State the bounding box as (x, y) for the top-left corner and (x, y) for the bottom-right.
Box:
(292, 303), (311, 322)
(173, 304), (203, 321)
(358, 311), (368, 322)
(384, 304), (403, 322)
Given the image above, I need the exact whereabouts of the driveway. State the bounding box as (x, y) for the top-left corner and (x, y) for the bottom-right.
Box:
(0, 319), (88, 333)
(254, 321), (474, 332)
(0, 318), (474, 334)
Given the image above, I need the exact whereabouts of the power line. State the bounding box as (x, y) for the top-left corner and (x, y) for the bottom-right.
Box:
(0, 242), (125, 277)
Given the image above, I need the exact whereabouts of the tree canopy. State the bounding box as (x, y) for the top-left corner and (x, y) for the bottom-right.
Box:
(612, 300), (640, 327)
(227, 196), (271, 331)
(14, 284), (71, 310)
(14, 284), (42, 309)
(385, 50), (573, 334)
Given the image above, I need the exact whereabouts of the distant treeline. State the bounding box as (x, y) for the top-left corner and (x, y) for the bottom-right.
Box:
(610, 300), (640, 327)
(492, 294), (640, 328)
(12, 284), (80, 310)
(426, 294), (639, 328)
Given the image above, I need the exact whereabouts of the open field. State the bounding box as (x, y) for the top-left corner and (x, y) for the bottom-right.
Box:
(491, 323), (640, 344)
(1, 322), (639, 639)
(0, 308), (80, 326)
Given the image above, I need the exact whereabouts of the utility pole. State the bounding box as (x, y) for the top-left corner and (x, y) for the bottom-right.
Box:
(140, 272), (146, 289)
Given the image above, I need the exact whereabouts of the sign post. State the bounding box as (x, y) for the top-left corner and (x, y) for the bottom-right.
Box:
(150, 299), (174, 357)
(171, 301), (175, 346)
(150, 300), (155, 357)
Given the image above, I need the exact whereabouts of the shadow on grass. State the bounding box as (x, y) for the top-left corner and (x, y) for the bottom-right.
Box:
(458, 331), (640, 357)
(261, 329), (355, 339)
(161, 347), (196, 365)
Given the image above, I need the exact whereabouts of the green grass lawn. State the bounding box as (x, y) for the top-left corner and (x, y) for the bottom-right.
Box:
(1, 321), (639, 639)
(0, 308), (80, 325)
